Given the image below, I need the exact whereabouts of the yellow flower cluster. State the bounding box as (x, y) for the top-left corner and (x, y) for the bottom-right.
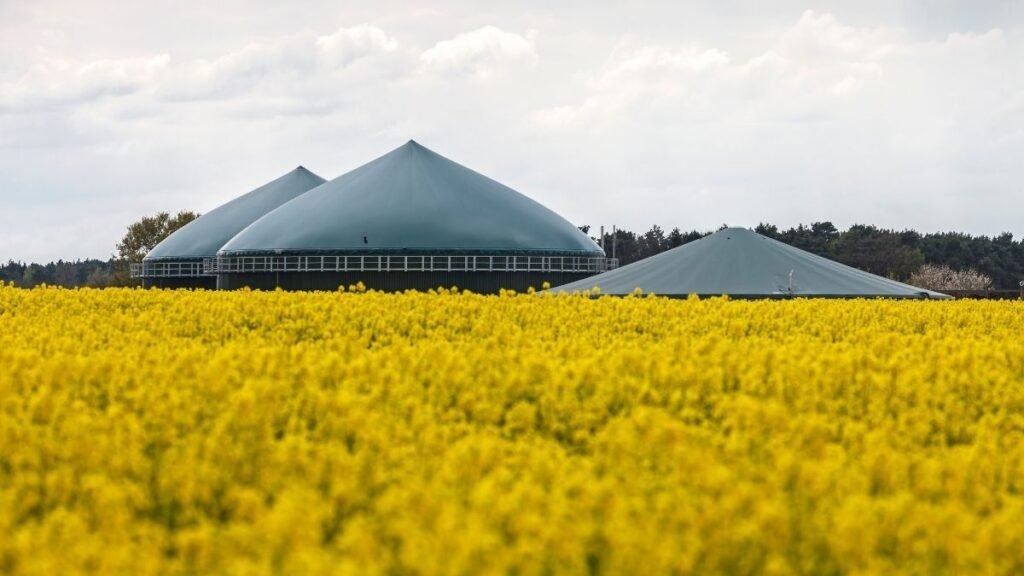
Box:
(1, 284), (1023, 575)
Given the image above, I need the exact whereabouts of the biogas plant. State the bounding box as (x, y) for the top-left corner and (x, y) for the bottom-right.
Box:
(134, 141), (948, 299)
(135, 141), (614, 294)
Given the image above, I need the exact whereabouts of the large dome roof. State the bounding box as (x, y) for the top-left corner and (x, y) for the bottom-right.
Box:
(219, 141), (603, 256)
(554, 227), (951, 299)
(145, 167), (326, 261)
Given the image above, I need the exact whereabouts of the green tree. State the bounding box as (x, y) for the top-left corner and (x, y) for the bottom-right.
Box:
(639, 225), (667, 259)
(777, 222), (838, 257)
(111, 210), (199, 285)
(667, 227), (686, 249)
(754, 223), (780, 239)
(85, 265), (115, 288)
(832, 225), (924, 280)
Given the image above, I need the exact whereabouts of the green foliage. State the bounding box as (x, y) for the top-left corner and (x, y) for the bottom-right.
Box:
(590, 226), (711, 265)
(0, 259), (115, 288)
(831, 225), (924, 280)
(116, 210), (200, 263)
(109, 210), (200, 286)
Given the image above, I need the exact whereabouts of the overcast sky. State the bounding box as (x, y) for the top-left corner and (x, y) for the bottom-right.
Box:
(1, 1), (1022, 262)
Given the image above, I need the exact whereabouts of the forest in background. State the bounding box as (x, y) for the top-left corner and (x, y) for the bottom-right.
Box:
(3, 221), (1023, 290)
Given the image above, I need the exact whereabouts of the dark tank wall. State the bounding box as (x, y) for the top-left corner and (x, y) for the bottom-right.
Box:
(142, 277), (218, 290)
(216, 271), (595, 293)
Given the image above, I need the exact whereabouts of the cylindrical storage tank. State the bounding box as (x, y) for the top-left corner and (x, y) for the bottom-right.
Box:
(136, 167), (326, 288)
(216, 141), (614, 293)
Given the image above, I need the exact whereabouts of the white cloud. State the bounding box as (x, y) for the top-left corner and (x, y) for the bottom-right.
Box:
(534, 11), (898, 130)
(603, 44), (731, 78)
(0, 25), (399, 108)
(164, 25), (399, 100)
(420, 26), (537, 79)
(778, 10), (897, 62)
(0, 54), (169, 110)
(317, 24), (399, 68)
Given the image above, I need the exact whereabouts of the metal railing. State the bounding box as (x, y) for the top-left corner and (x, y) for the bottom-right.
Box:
(131, 261), (209, 278)
(208, 254), (618, 275)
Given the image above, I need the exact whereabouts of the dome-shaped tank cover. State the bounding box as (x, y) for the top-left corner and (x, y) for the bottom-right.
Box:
(553, 227), (951, 299)
(219, 141), (602, 257)
(145, 166), (326, 261)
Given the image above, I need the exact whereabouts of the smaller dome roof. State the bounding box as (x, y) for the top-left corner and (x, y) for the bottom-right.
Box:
(554, 227), (951, 299)
(145, 167), (326, 261)
(219, 141), (603, 256)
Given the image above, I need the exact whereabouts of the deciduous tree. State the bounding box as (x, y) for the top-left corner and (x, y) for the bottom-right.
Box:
(111, 210), (200, 285)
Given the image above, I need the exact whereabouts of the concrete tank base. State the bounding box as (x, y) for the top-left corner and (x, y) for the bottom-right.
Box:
(216, 271), (595, 294)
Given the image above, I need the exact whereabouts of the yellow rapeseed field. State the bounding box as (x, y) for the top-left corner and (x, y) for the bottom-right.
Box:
(1, 283), (1023, 575)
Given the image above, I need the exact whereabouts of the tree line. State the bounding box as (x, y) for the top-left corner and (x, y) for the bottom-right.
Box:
(1, 211), (198, 288)
(3, 217), (1022, 289)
